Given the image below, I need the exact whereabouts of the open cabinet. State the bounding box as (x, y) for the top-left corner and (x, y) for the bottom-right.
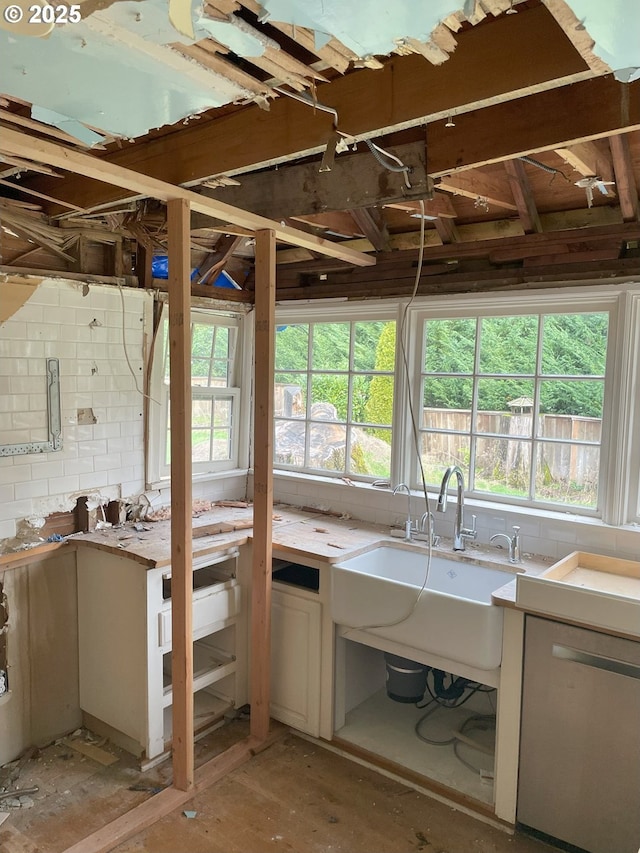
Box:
(77, 546), (247, 762)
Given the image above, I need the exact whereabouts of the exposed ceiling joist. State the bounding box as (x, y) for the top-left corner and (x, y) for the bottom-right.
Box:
(610, 133), (640, 221)
(26, 4), (595, 213)
(0, 128), (375, 266)
(437, 170), (518, 211)
(504, 159), (542, 233)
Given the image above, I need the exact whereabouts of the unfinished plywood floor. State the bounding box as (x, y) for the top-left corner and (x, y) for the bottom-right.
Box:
(1, 723), (558, 853)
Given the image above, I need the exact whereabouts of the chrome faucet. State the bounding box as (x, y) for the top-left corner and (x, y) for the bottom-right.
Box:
(392, 483), (412, 541)
(419, 511), (441, 547)
(490, 526), (521, 563)
(436, 465), (476, 552)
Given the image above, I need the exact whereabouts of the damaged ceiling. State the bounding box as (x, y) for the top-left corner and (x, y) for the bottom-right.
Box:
(0, 0), (639, 298)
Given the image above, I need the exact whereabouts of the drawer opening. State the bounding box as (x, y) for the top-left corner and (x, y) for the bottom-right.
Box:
(272, 560), (319, 592)
(162, 555), (237, 600)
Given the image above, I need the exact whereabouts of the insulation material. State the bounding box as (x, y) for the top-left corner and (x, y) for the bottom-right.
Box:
(30, 107), (105, 147)
(0, 4), (251, 139)
(259, 0), (463, 57)
(565, 0), (640, 81)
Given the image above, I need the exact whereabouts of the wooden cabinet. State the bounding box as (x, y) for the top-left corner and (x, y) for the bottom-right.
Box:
(270, 579), (322, 737)
(77, 547), (246, 762)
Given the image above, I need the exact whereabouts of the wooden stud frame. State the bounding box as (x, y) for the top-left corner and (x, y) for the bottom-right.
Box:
(0, 117), (359, 850)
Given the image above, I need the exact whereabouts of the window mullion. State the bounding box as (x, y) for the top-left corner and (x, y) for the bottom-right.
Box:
(469, 318), (481, 492)
(529, 314), (544, 501)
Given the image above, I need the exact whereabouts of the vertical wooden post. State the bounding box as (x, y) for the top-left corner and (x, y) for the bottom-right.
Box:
(250, 229), (276, 742)
(167, 198), (194, 791)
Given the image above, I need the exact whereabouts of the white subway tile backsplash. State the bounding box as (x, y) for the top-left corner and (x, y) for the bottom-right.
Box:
(0, 499), (33, 521)
(15, 479), (49, 500)
(31, 460), (65, 480)
(44, 341), (77, 359)
(0, 464), (31, 485)
(63, 456), (95, 476)
(94, 453), (121, 472)
(11, 376), (50, 395)
(0, 519), (16, 539)
(78, 440), (108, 457)
(78, 471), (109, 490)
(0, 484), (15, 503)
(49, 475), (80, 495)
(35, 284), (61, 305)
(0, 359), (29, 376)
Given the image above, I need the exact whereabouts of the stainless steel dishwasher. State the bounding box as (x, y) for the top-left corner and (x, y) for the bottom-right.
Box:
(518, 615), (640, 853)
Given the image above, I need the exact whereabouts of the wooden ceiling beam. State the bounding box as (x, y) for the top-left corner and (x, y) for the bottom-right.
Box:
(504, 159), (542, 233)
(0, 128), (375, 266)
(191, 79), (640, 230)
(384, 195), (458, 218)
(27, 4), (594, 212)
(275, 259), (640, 300)
(193, 141), (430, 227)
(554, 140), (614, 181)
(434, 217), (460, 244)
(349, 208), (390, 252)
(609, 133), (640, 222)
(437, 170), (518, 211)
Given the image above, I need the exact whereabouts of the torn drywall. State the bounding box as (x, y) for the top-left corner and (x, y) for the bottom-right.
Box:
(564, 0), (640, 82)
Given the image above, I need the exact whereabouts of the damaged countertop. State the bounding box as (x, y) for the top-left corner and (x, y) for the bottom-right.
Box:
(1, 501), (551, 608)
(62, 502), (551, 609)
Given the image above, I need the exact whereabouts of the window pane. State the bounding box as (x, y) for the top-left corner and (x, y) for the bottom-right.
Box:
(535, 442), (599, 508)
(479, 315), (537, 374)
(192, 359), (210, 387)
(541, 313), (608, 376)
(312, 323), (350, 370)
(419, 433), (470, 487)
(360, 374), (394, 427)
(213, 399), (232, 428)
(212, 429), (232, 461)
(193, 399), (212, 427)
(311, 374), (348, 421)
(275, 373), (306, 417)
(474, 437), (530, 498)
(423, 378), (472, 429)
(275, 324), (308, 370)
(539, 378), (604, 419)
(213, 326), (231, 360)
(476, 379), (534, 437)
(353, 321), (394, 371)
(309, 419), (347, 472)
(274, 419), (305, 467)
(350, 427), (392, 479)
(192, 324), (213, 359)
(192, 429), (212, 462)
(210, 359), (230, 385)
(424, 318), (476, 373)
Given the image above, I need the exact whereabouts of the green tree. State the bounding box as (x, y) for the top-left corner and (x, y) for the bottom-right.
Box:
(364, 322), (395, 441)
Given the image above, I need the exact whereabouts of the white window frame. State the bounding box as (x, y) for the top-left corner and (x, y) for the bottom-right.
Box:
(273, 284), (640, 525)
(272, 302), (399, 482)
(409, 291), (619, 518)
(147, 306), (248, 487)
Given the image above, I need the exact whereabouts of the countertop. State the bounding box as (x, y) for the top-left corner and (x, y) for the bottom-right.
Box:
(63, 503), (551, 607)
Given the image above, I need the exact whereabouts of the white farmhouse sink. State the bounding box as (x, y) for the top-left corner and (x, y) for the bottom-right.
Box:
(332, 545), (516, 670)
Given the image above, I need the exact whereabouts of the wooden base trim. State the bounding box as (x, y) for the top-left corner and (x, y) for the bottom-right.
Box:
(330, 735), (498, 821)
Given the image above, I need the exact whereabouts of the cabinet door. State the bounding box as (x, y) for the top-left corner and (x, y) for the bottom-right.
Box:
(270, 587), (321, 737)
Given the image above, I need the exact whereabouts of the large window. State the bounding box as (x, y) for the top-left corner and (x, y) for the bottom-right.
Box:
(417, 309), (609, 511)
(148, 309), (243, 483)
(273, 317), (396, 480)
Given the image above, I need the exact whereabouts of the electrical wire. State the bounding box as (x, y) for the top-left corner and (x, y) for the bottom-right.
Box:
(364, 139), (412, 189)
(340, 202), (432, 634)
(117, 284), (160, 406)
(518, 155), (571, 184)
